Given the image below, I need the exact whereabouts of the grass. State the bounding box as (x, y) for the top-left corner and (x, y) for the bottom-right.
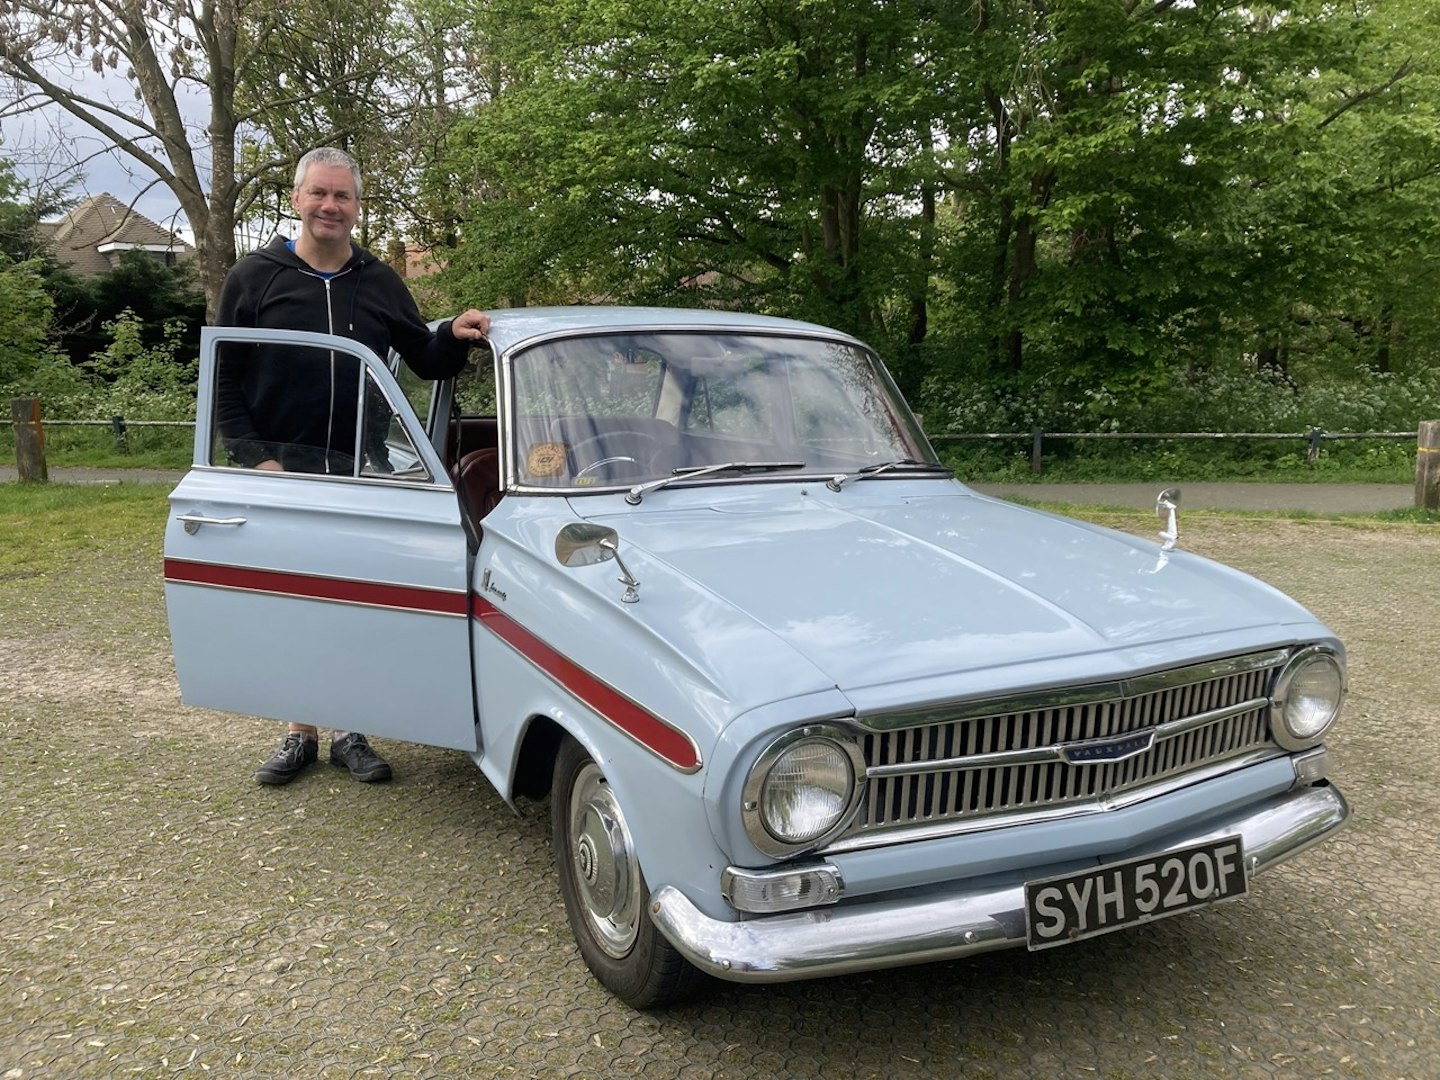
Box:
(936, 435), (1419, 484)
(1373, 506), (1440, 525)
(0, 424), (193, 470)
(0, 482), (172, 576)
(1011, 499), (1439, 527)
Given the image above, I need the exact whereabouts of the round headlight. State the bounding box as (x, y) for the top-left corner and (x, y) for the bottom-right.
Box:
(742, 728), (864, 856)
(762, 740), (853, 844)
(1272, 647), (1345, 750)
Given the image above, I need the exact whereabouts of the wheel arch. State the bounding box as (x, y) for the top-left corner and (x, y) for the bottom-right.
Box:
(509, 713), (568, 801)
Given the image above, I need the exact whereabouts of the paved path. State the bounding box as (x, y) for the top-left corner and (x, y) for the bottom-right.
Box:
(1, 467), (1418, 514)
(0, 466), (187, 486)
(969, 481), (1416, 513)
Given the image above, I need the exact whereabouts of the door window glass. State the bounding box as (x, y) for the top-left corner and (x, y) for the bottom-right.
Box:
(212, 339), (427, 480)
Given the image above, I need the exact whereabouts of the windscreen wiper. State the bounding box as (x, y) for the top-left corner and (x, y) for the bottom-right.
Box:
(625, 461), (805, 504)
(825, 458), (953, 491)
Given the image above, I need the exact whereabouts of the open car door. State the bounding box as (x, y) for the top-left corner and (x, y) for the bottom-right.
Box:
(163, 326), (477, 751)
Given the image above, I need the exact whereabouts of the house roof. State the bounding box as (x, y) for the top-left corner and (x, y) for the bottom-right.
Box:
(38, 193), (193, 277)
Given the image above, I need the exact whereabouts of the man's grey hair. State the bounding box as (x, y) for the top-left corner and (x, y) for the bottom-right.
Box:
(293, 147), (363, 199)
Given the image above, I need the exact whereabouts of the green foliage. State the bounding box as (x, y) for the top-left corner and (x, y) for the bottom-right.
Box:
(431, 0), (972, 345)
(935, 434), (1419, 485)
(429, 0), (1440, 439)
(0, 257), (64, 386)
(1, 295), (198, 470)
(922, 357), (1440, 436)
(50, 249), (205, 368)
(87, 310), (199, 420)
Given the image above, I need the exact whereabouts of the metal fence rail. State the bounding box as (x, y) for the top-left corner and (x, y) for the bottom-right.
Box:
(928, 428), (1416, 472)
(0, 419), (196, 427)
(0, 413), (1422, 474)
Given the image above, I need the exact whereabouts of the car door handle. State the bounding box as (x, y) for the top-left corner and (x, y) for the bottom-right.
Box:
(176, 513), (248, 534)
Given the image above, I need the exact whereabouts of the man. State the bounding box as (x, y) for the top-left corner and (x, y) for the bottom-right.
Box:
(215, 146), (490, 786)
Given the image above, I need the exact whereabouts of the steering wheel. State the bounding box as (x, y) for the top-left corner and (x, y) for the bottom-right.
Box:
(570, 431), (662, 481)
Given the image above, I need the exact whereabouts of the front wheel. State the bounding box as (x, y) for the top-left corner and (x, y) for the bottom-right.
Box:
(551, 737), (704, 1008)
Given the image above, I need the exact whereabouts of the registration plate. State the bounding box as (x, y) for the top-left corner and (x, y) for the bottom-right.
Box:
(1024, 837), (1248, 951)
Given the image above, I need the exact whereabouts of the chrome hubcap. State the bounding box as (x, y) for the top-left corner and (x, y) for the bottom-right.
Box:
(568, 762), (641, 957)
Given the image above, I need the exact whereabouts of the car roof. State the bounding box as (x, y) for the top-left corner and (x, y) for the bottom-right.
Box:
(482, 305), (863, 356)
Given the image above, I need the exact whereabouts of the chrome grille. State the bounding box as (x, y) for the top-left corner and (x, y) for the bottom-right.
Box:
(844, 652), (1287, 843)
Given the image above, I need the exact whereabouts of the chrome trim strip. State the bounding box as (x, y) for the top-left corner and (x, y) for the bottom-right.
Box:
(1125, 649), (1290, 695)
(859, 649), (1292, 731)
(863, 697), (1271, 780)
(1153, 697), (1270, 740)
(824, 748), (1284, 854)
(161, 580), (470, 617)
(651, 783), (1349, 984)
(865, 743), (1065, 777)
(190, 462), (449, 491)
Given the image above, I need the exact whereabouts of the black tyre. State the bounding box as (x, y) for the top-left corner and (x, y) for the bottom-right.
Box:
(551, 736), (704, 1008)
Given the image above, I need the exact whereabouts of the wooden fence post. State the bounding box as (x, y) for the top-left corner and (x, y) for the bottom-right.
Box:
(1031, 427), (1044, 474)
(1417, 420), (1440, 511)
(10, 396), (48, 483)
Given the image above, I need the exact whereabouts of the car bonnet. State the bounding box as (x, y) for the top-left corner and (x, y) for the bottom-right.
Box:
(575, 484), (1322, 701)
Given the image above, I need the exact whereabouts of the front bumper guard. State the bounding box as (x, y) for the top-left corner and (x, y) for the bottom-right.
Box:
(649, 782), (1349, 984)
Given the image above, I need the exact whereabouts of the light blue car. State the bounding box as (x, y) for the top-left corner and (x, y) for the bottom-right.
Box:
(164, 307), (1349, 1007)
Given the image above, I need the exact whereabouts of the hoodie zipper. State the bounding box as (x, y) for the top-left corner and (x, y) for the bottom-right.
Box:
(299, 265), (356, 472)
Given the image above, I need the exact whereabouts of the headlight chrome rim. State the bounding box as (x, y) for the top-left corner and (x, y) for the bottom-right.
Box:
(1270, 644), (1346, 751)
(742, 725), (867, 858)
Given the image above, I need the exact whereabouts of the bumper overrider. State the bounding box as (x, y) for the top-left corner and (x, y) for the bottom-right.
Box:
(650, 781), (1349, 983)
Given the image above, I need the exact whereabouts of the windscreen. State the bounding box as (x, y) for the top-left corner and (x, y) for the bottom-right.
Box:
(508, 331), (934, 490)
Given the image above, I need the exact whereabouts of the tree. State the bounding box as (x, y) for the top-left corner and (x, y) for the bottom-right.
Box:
(0, 0), (249, 316)
(0, 255), (58, 386)
(0, 0), (472, 318)
(1291, 0), (1440, 376)
(437, 0), (975, 359)
(438, 0), (1433, 419)
(0, 155), (69, 262)
(236, 0), (483, 252)
(49, 249), (207, 368)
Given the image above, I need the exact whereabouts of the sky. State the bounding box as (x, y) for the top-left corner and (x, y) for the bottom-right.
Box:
(1, 57), (210, 241)
(4, 112), (192, 234)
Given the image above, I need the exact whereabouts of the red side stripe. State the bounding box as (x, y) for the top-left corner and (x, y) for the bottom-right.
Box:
(163, 558), (468, 615)
(472, 595), (701, 772)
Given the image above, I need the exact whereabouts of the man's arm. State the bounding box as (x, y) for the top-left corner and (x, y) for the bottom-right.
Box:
(381, 267), (489, 379)
(213, 263), (281, 469)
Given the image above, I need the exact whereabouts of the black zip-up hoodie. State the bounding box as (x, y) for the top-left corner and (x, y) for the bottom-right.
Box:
(214, 235), (470, 469)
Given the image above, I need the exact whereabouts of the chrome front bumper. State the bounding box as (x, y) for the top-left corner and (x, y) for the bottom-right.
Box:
(649, 782), (1349, 984)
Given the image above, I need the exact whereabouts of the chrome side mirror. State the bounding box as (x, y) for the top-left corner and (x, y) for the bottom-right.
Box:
(555, 523), (641, 603)
(555, 522), (618, 567)
(1156, 487), (1181, 552)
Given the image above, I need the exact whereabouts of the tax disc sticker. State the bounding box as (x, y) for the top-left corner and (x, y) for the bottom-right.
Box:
(526, 441), (567, 477)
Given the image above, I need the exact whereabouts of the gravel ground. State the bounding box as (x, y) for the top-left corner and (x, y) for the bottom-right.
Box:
(1, 509), (1437, 1078)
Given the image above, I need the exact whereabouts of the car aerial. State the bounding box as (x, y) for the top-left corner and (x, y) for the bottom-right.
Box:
(163, 306), (1350, 1008)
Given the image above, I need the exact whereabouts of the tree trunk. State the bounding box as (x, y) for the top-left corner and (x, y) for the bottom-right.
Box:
(1375, 301), (1394, 373)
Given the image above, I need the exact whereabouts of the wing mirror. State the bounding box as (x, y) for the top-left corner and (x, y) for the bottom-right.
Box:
(555, 523), (641, 603)
(555, 522), (618, 567)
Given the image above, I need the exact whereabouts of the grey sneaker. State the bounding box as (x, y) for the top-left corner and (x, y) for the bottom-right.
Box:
(329, 733), (392, 782)
(256, 731), (318, 785)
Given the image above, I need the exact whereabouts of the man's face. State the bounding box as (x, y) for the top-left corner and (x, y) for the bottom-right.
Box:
(291, 163), (360, 245)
